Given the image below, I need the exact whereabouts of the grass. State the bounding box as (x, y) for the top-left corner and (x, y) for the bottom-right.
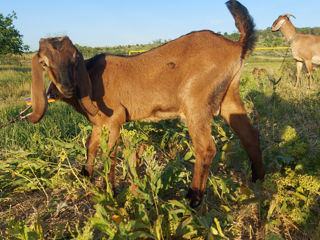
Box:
(0, 50), (320, 239)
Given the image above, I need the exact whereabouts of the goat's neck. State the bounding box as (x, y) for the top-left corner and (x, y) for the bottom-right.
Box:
(280, 21), (297, 44)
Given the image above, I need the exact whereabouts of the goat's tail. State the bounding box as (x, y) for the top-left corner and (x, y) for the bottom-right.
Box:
(226, 0), (256, 59)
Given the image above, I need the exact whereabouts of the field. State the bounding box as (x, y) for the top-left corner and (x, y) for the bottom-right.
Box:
(0, 42), (320, 239)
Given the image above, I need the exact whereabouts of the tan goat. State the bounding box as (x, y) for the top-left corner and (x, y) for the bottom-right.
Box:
(271, 14), (320, 88)
(26, 0), (264, 208)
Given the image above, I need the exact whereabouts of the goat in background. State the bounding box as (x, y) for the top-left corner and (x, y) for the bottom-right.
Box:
(271, 14), (320, 88)
(26, 0), (265, 208)
(252, 67), (267, 89)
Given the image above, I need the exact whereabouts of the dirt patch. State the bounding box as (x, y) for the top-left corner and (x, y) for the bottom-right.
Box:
(0, 188), (96, 238)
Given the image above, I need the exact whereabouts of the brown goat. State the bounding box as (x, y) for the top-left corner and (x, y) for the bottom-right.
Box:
(271, 14), (320, 88)
(26, 0), (264, 208)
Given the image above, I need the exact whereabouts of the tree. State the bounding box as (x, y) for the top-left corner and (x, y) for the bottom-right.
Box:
(0, 11), (29, 55)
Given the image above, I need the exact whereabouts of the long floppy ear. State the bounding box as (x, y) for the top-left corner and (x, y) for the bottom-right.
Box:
(75, 52), (98, 117)
(26, 54), (48, 123)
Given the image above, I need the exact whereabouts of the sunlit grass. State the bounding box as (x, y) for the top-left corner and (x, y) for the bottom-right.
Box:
(0, 53), (319, 239)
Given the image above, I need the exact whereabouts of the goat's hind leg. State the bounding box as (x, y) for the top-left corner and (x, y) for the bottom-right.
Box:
(220, 87), (265, 182)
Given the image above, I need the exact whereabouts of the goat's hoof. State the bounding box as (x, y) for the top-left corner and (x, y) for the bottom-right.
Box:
(80, 165), (91, 177)
(252, 169), (265, 183)
(186, 188), (203, 209)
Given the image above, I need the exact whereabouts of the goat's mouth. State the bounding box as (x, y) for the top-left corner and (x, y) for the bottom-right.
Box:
(56, 84), (75, 98)
(61, 89), (74, 98)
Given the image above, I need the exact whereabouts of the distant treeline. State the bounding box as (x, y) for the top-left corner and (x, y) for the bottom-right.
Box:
(2, 27), (320, 62)
(75, 27), (320, 58)
(219, 27), (320, 47)
(75, 39), (166, 58)
(256, 27), (320, 47)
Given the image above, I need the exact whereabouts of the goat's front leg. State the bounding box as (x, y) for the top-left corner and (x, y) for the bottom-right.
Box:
(81, 125), (101, 177)
(186, 117), (217, 208)
(102, 107), (126, 190)
(295, 61), (303, 88)
(80, 122), (120, 191)
(103, 123), (121, 189)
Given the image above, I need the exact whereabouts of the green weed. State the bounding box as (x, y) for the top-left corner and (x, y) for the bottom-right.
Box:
(1, 47), (320, 239)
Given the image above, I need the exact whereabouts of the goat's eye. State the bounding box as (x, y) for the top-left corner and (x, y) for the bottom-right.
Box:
(39, 61), (47, 67)
(39, 56), (50, 68)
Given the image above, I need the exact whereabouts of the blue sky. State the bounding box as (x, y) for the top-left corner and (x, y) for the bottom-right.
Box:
(2, 0), (320, 51)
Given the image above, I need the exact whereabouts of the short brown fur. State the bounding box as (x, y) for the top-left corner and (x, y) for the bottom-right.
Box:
(27, 0), (264, 207)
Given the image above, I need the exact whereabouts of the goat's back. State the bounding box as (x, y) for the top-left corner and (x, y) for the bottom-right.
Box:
(139, 30), (241, 65)
(293, 34), (320, 60)
(88, 31), (243, 122)
(104, 30), (242, 86)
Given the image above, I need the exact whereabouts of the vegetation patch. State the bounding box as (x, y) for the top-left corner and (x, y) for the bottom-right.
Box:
(0, 32), (320, 239)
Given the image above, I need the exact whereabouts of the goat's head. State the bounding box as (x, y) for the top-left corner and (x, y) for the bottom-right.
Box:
(271, 14), (296, 32)
(27, 36), (98, 123)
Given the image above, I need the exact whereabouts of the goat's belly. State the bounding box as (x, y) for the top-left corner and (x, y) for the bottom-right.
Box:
(312, 56), (320, 65)
(141, 111), (186, 122)
(292, 50), (303, 62)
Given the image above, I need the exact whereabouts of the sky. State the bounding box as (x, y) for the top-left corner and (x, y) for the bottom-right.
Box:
(2, 0), (320, 51)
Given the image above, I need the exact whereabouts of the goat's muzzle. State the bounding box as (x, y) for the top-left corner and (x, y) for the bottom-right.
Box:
(55, 82), (74, 99)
